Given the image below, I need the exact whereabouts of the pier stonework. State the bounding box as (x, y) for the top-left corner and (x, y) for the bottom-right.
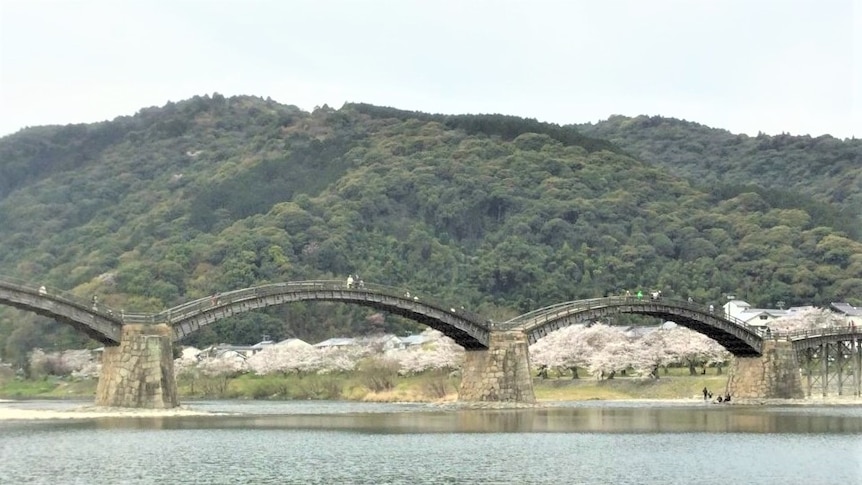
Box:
(727, 340), (804, 399)
(95, 324), (179, 408)
(459, 330), (535, 403)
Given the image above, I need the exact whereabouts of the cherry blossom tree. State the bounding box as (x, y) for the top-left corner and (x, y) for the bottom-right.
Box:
(767, 307), (846, 333)
(531, 324), (634, 380)
(649, 324), (730, 375)
(29, 349), (99, 377)
(585, 335), (635, 379)
(531, 322), (731, 380)
(197, 352), (248, 377)
(383, 329), (464, 375)
(530, 324), (592, 378)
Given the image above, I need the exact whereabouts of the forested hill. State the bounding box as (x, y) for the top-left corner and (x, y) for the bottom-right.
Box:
(0, 95), (860, 365)
(576, 115), (862, 238)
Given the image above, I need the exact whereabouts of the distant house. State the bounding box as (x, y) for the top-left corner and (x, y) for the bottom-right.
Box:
(251, 340), (275, 351)
(723, 300), (789, 327)
(357, 334), (403, 351)
(399, 334), (431, 347)
(313, 337), (357, 349)
(722, 300), (825, 327)
(830, 302), (862, 326)
(200, 343), (263, 360)
(211, 347), (250, 362)
(275, 338), (312, 349)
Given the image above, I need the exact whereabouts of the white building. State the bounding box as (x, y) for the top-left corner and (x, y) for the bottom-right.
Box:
(722, 300), (788, 327)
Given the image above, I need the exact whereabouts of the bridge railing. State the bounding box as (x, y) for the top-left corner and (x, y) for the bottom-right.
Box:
(138, 280), (485, 326)
(502, 297), (607, 327)
(503, 295), (766, 336)
(776, 325), (861, 341)
(0, 275), (122, 320)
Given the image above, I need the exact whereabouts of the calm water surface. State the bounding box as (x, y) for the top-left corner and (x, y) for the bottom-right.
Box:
(1, 399), (860, 484)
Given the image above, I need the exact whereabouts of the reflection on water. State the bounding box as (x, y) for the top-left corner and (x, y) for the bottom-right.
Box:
(1, 400), (861, 485)
(169, 405), (862, 435)
(6, 400), (861, 434)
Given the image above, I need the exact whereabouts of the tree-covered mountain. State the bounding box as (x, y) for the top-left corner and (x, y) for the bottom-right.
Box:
(0, 95), (860, 367)
(576, 115), (862, 238)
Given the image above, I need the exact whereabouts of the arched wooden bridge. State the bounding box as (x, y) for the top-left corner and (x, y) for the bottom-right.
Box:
(1, 277), (858, 355)
(501, 296), (767, 357)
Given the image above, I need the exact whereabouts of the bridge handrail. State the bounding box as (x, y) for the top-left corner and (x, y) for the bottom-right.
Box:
(776, 325), (861, 340)
(147, 280), (485, 326)
(0, 275), (122, 320)
(502, 297), (607, 326)
(505, 295), (765, 336)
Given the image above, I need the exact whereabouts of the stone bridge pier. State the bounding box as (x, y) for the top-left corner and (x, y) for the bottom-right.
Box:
(727, 340), (804, 399)
(459, 330), (536, 403)
(95, 324), (179, 408)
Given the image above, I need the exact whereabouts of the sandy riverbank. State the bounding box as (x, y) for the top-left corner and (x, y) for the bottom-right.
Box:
(0, 401), (220, 420)
(1, 396), (858, 421)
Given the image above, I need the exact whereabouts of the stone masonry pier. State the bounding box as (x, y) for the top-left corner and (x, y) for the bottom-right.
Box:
(727, 340), (804, 399)
(95, 324), (178, 408)
(458, 330), (535, 402)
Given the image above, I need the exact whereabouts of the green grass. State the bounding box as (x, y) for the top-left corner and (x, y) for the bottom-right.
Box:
(2, 370), (728, 403)
(0, 377), (97, 399)
(533, 375), (728, 401)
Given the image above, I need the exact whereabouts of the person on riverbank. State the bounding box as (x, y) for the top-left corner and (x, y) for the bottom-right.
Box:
(702, 387), (709, 401)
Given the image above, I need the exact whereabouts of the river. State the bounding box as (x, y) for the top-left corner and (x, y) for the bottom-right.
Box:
(1, 399), (860, 484)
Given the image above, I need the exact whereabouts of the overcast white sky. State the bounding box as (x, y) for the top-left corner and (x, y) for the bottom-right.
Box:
(1, 0), (859, 139)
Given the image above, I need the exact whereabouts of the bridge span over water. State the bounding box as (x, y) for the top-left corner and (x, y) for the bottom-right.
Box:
(501, 296), (765, 357)
(2, 279), (775, 355)
(1, 277), (860, 407)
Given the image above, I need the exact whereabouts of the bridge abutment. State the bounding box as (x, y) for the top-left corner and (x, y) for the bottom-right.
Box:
(459, 330), (535, 403)
(95, 324), (179, 408)
(727, 340), (804, 399)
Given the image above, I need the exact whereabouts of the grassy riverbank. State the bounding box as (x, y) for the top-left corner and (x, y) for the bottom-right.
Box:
(0, 369), (728, 402)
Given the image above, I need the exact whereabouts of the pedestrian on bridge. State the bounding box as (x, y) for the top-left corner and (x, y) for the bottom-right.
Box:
(636, 290), (643, 300)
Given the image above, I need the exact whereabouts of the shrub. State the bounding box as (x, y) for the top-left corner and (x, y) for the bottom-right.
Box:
(357, 357), (399, 393)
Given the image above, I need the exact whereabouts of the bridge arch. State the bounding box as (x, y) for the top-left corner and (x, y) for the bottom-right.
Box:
(0, 279), (123, 344)
(144, 281), (491, 350)
(506, 297), (764, 357)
